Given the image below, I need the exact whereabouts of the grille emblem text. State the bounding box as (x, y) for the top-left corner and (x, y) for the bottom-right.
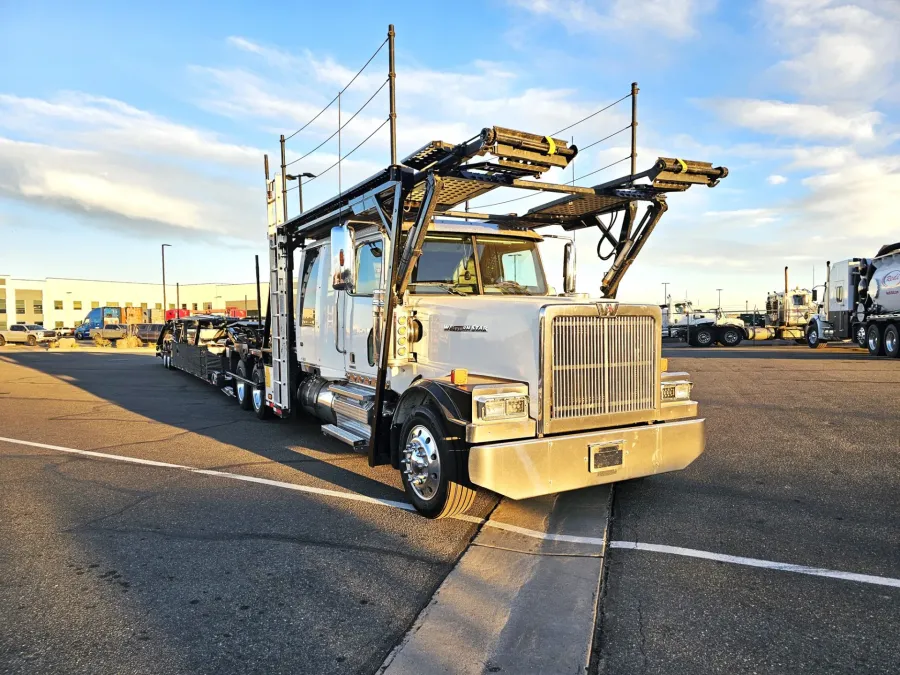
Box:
(443, 325), (487, 333)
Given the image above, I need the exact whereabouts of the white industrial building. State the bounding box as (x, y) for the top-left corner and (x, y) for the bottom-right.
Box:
(0, 275), (269, 330)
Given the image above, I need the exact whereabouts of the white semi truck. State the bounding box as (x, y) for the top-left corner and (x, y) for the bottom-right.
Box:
(159, 125), (727, 517)
(806, 243), (900, 357)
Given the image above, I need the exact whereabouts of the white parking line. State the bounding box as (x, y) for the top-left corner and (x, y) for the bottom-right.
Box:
(609, 541), (900, 589)
(3, 434), (898, 589)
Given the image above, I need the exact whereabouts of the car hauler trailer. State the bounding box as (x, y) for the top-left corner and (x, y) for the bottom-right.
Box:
(806, 243), (900, 357)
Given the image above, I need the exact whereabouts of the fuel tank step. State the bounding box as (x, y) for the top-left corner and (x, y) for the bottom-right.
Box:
(322, 424), (368, 449)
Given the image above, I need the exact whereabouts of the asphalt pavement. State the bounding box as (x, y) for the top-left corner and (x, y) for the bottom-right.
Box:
(595, 344), (900, 674)
(0, 349), (496, 675)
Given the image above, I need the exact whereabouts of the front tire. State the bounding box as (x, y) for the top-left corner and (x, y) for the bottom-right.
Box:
(806, 326), (821, 348)
(0, 335), (5, 346)
(867, 324), (884, 356)
(235, 360), (253, 410)
(26, 335), (36, 346)
(884, 323), (900, 358)
(399, 406), (476, 519)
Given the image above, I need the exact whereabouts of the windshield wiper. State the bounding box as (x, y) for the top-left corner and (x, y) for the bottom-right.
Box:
(412, 282), (467, 296)
(489, 280), (532, 295)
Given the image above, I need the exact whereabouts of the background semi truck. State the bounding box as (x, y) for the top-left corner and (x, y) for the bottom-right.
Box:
(807, 243), (900, 357)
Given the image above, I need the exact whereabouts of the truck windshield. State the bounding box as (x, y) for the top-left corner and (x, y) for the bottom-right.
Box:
(409, 234), (547, 296)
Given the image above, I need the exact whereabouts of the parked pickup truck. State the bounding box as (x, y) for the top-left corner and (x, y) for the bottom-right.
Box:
(90, 324), (126, 341)
(0, 324), (57, 346)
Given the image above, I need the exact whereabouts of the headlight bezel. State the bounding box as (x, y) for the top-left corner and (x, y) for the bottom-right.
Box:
(475, 392), (529, 421)
(661, 380), (693, 402)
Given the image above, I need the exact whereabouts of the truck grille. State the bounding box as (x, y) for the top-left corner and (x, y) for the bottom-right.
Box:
(550, 315), (657, 420)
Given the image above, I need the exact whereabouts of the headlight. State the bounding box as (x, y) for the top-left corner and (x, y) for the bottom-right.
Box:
(661, 381), (692, 402)
(475, 393), (529, 421)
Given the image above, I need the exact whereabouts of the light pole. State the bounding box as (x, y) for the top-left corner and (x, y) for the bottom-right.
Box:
(716, 288), (723, 312)
(662, 282), (669, 306)
(161, 244), (171, 317)
(286, 172), (317, 214)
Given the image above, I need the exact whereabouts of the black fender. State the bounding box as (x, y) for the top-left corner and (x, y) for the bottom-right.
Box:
(389, 379), (472, 470)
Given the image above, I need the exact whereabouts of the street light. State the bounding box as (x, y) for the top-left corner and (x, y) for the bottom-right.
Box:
(716, 288), (723, 311)
(662, 281), (669, 306)
(286, 172), (317, 214)
(161, 244), (171, 317)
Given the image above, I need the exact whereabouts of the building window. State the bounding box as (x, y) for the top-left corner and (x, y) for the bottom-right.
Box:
(33, 301), (43, 314)
(74, 301), (82, 310)
(192, 303), (198, 311)
(155, 303), (162, 310)
(16, 300), (25, 315)
(55, 321), (64, 329)
(0, 298), (5, 314)
(141, 303), (148, 310)
(54, 300), (63, 310)
(181, 304), (187, 310)
(204, 302), (212, 311)
(0, 320), (6, 330)
(91, 301), (100, 309)
(108, 302), (119, 307)
(169, 303), (175, 310)
(125, 302), (133, 308)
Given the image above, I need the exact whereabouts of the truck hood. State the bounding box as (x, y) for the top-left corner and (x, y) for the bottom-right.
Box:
(392, 294), (626, 419)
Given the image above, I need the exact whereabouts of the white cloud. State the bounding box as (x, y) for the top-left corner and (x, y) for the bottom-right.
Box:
(764, 0), (900, 104)
(509, 0), (715, 39)
(767, 174), (788, 184)
(707, 99), (881, 141)
(704, 207), (780, 226)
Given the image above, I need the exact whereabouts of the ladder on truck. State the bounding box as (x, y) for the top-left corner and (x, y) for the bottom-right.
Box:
(266, 176), (292, 415)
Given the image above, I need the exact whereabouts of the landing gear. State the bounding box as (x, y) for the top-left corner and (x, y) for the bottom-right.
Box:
(399, 406), (475, 519)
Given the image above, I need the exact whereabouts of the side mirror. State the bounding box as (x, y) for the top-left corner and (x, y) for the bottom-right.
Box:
(563, 241), (576, 294)
(812, 289), (818, 302)
(330, 225), (355, 291)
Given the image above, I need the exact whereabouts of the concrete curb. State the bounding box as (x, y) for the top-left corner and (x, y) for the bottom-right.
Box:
(380, 487), (613, 675)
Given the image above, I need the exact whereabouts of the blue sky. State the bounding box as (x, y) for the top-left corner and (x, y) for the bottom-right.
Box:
(1, 0), (897, 309)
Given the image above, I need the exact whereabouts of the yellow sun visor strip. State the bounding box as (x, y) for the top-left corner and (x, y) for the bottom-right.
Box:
(677, 158), (688, 173)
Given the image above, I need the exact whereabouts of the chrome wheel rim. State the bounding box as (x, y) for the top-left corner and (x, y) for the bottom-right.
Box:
(856, 326), (866, 345)
(809, 330), (818, 344)
(403, 425), (441, 501)
(886, 330), (897, 354)
(252, 385), (262, 410)
(868, 332), (878, 351)
(698, 332), (712, 345)
(724, 330), (738, 344)
(237, 380), (246, 401)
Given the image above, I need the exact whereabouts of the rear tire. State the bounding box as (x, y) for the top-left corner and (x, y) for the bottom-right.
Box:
(236, 360), (253, 410)
(883, 323), (900, 358)
(718, 326), (743, 347)
(866, 323), (884, 356)
(694, 326), (715, 347)
(251, 364), (272, 420)
(399, 406), (476, 519)
(854, 324), (867, 348)
(0, 335), (5, 346)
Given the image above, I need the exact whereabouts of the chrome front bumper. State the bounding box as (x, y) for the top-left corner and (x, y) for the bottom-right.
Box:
(467, 417), (705, 500)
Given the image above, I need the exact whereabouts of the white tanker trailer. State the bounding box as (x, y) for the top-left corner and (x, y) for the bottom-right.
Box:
(806, 242), (900, 357)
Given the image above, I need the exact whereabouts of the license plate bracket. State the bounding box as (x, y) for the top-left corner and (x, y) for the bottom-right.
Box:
(589, 441), (624, 473)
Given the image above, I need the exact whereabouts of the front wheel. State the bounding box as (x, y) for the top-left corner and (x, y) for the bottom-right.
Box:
(884, 323), (900, 358)
(867, 324), (884, 356)
(806, 326), (821, 349)
(26, 335), (36, 346)
(0, 335), (5, 346)
(400, 406), (476, 519)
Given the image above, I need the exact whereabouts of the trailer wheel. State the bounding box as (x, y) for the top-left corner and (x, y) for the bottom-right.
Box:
(399, 405), (476, 519)
(866, 324), (884, 356)
(806, 326), (821, 349)
(251, 365), (272, 420)
(694, 326), (715, 347)
(884, 324), (900, 358)
(235, 360), (253, 410)
(718, 326), (743, 347)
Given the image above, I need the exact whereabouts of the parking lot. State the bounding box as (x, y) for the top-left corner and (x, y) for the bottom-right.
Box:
(1, 343), (898, 674)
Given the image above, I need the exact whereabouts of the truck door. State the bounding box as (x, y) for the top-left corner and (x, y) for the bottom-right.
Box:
(347, 236), (383, 377)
